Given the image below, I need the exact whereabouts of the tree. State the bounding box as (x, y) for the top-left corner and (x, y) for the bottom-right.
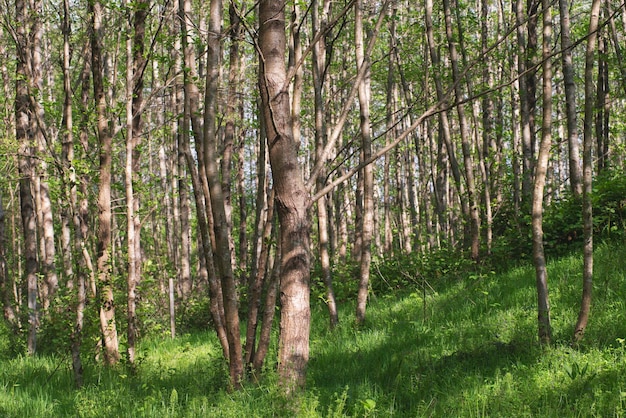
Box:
(558, 0), (583, 197)
(573, 0), (601, 342)
(258, 0), (312, 392)
(532, 0), (553, 345)
(15, 0), (39, 355)
(354, 0), (375, 325)
(90, 0), (120, 364)
(204, 0), (243, 389)
(312, 0), (338, 328)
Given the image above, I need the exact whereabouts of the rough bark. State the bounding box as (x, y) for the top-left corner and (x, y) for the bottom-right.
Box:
(258, 0), (311, 392)
(91, 0), (120, 364)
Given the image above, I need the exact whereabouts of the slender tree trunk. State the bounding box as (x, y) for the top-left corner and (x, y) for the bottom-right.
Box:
(443, 0), (481, 260)
(178, 0), (229, 359)
(60, 0), (85, 385)
(91, 0), (120, 364)
(245, 189), (275, 367)
(16, 0), (39, 355)
(228, 1), (248, 276)
(558, 0), (582, 197)
(516, 0), (533, 206)
(596, 27), (609, 173)
(480, 0), (494, 254)
(29, 0), (58, 311)
(205, 0), (243, 389)
(312, 0), (338, 329)
(258, 0), (312, 392)
(533, 0), (553, 345)
(0, 191), (16, 325)
(425, 0), (469, 245)
(573, 0), (601, 342)
(252, 233), (280, 375)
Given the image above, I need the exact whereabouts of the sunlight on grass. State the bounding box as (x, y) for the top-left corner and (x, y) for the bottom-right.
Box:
(1, 241), (626, 416)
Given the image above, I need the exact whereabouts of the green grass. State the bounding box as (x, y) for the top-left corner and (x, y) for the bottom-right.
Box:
(2, 241), (626, 416)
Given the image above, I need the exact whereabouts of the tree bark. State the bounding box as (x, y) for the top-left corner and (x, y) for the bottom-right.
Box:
(312, 0), (338, 329)
(573, 0), (601, 342)
(355, 0), (375, 326)
(30, 0), (58, 311)
(443, 0), (481, 260)
(595, 27), (609, 173)
(204, 0), (243, 389)
(558, 0), (583, 198)
(258, 0), (311, 392)
(16, 0), (39, 355)
(178, 0), (229, 359)
(533, 0), (553, 345)
(425, 0), (469, 245)
(90, 0), (120, 364)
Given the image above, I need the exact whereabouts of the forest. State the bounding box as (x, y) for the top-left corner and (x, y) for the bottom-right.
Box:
(1, 0), (626, 415)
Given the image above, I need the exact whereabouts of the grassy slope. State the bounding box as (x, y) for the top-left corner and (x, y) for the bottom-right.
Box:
(2, 241), (626, 417)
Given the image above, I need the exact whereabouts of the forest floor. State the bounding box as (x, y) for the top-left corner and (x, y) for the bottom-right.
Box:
(1, 240), (626, 417)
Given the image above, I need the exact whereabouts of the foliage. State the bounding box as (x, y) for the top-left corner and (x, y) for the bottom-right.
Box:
(491, 167), (626, 265)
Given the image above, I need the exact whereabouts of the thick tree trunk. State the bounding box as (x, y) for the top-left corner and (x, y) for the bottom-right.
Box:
(91, 0), (120, 365)
(258, 0), (311, 392)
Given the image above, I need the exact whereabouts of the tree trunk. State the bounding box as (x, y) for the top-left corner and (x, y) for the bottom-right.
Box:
(425, 0), (469, 246)
(443, 0), (481, 260)
(245, 188), (275, 367)
(312, 0), (338, 329)
(178, 0), (229, 359)
(252, 233), (281, 375)
(558, 0), (583, 198)
(533, 0), (553, 345)
(30, 0), (58, 311)
(16, 0), (39, 355)
(258, 0), (311, 392)
(355, 0), (375, 326)
(91, 0), (120, 364)
(573, 0), (601, 342)
(204, 0), (243, 389)
(596, 27), (609, 173)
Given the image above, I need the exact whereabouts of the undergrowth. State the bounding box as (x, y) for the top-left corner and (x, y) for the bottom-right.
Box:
(1, 241), (626, 416)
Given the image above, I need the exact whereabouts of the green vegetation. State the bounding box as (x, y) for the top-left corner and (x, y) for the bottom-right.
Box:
(2, 240), (626, 417)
